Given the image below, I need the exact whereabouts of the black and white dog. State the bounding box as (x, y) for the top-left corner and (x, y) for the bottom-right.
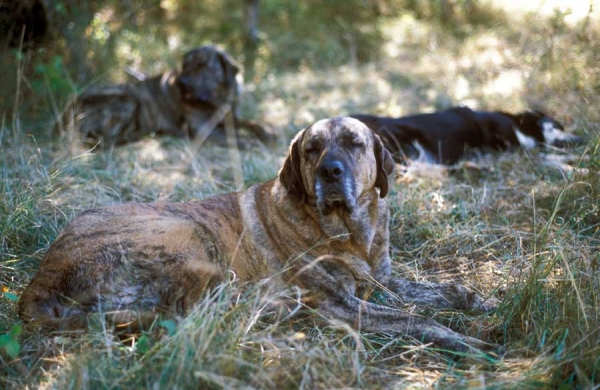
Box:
(352, 107), (583, 164)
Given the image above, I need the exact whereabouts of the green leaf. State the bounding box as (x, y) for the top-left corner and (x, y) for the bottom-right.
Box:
(135, 334), (151, 354)
(159, 319), (178, 336)
(3, 292), (18, 301)
(56, 3), (67, 15)
(52, 55), (63, 70)
(9, 325), (22, 339)
(0, 334), (10, 347)
(3, 339), (20, 359)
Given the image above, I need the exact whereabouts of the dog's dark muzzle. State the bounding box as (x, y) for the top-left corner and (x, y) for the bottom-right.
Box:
(177, 77), (216, 106)
(316, 159), (355, 215)
(179, 89), (214, 106)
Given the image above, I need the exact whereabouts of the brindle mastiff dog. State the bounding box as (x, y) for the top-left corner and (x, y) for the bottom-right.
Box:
(66, 45), (273, 146)
(20, 117), (496, 353)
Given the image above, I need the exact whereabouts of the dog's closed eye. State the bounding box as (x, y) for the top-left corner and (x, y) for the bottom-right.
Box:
(348, 140), (366, 149)
(305, 139), (324, 155)
(339, 133), (366, 150)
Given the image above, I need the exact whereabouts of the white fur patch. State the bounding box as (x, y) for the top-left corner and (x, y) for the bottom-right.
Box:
(515, 128), (537, 150)
(542, 120), (579, 146)
(315, 180), (324, 205)
(342, 178), (355, 204)
(413, 140), (436, 163)
(542, 121), (559, 145)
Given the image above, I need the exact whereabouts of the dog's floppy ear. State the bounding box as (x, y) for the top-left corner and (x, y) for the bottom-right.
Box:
(373, 133), (395, 198)
(217, 49), (240, 88)
(279, 129), (307, 203)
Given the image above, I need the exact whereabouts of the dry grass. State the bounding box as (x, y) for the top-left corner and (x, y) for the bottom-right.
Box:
(1, 2), (599, 388)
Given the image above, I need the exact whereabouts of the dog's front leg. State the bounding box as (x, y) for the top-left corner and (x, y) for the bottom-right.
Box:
(291, 257), (496, 353)
(318, 291), (495, 354)
(386, 278), (498, 313)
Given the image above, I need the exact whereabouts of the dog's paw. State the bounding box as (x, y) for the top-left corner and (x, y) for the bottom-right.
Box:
(424, 325), (501, 358)
(387, 278), (498, 313)
(446, 283), (498, 313)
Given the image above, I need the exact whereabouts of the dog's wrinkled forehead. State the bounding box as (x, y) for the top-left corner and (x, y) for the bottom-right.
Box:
(304, 117), (371, 148)
(183, 46), (219, 66)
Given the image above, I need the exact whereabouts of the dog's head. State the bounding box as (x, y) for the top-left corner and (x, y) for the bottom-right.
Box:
(279, 117), (395, 218)
(513, 110), (583, 149)
(177, 45), (240, 108)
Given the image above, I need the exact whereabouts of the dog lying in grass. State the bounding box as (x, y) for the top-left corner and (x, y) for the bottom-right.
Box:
(20, 117), (496, 353)
(352, 107), (583, 164)
(60, 45), (275, 147)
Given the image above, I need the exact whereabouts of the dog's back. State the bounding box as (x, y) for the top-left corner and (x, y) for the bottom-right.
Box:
(352, 107), (582, 164)
(353, 107), (483, 163)
(71, 72), (185, 146)
(17, 197), (247, 330)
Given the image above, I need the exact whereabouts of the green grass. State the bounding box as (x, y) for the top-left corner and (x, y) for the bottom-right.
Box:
(1, 1), (600, 388)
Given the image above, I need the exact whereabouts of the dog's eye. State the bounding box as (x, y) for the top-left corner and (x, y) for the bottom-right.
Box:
(349, 140), (366, 149)
(341, 135), (366, 150)
(305, 145), (321, 155)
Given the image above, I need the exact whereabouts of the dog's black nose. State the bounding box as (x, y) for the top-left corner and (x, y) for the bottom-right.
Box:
(318, 160), (345, 182)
